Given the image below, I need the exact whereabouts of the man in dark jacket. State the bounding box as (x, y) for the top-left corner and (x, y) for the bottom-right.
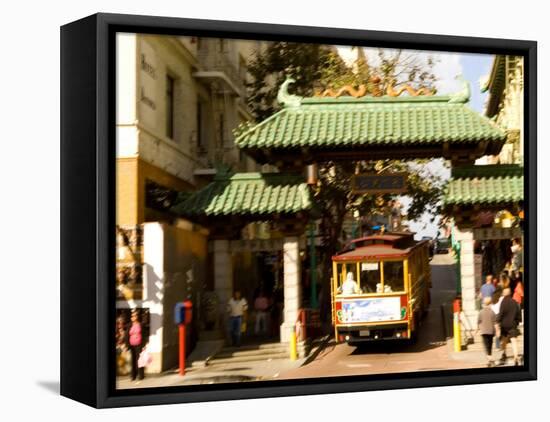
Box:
(496, 288), (521, 365)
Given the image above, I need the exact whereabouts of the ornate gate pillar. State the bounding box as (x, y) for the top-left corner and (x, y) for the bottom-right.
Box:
(280, 236), (302, 342)
(454, 227), (477, 330)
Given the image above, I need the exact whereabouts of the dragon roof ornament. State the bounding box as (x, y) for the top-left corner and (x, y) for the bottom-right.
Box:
(448, 74), (471, 103)
(313, 76), (436, 99)
(276, 74), (470, 104)
(277, 77), (302, 108)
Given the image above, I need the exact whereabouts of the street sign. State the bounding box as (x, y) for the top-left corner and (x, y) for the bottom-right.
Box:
(351, 173), (407, 194)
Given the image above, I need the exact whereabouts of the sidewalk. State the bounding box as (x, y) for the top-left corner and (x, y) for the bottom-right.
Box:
(117, 357), (302, 389)
(448, 325), (525, 367)
(117, 336), (330, 389)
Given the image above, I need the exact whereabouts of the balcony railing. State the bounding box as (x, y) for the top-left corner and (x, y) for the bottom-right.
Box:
(197, 51), (246, 95)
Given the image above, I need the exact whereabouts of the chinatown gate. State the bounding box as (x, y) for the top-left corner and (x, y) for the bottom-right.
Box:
(173, 77), (513, 345)
(442, 164), (524, 330)
(172, 172), (312, 343)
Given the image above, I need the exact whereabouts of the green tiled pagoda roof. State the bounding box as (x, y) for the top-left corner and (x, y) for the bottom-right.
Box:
(235, 96), (505, 150)
(483, 55), (507, 118)
(443, 165), (524, 206)
(172, 173), (312, 217)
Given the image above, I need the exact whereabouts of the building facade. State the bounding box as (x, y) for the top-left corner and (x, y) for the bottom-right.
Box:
(446, 55), (525, 333)
(481, 55), (524, 165)
(115, 33), (267, 373)
(117, 34), (265, 227)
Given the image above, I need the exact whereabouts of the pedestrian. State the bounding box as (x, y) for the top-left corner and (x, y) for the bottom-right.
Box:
(137, 342), (152, 382)
(510, 239), (523, 273)
(254, 290), (270, 337)
(513, 274), (524, 307)
(227, 290), (248, 347)
(496, 288), (521, 366)
(480, 274), (496, 300)
(128, 310), (143, 381)
(499, 273), (511, 290)
(491, 290), (504, 351)
(478, 297), (496, 367)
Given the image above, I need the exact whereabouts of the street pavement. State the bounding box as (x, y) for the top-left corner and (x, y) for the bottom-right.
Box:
(279, 253), (523, 380)
(117, 253), (524, 389)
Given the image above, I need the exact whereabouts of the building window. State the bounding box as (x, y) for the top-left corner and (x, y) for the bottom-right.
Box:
(165, 74), (175, 139)
(197, 101), (204, 151)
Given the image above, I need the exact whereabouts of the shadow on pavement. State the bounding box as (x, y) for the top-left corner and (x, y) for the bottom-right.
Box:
(220, 367), (252, 371)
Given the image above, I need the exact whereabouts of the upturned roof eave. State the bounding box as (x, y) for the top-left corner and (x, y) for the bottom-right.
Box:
(171, 172), (313, 219)
(235, 99), (506, 151)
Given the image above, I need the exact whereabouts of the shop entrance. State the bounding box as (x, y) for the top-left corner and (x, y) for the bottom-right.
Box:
(231, 240), (290, 343)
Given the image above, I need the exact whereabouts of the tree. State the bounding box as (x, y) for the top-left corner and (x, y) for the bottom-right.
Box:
(245, 43), (445, 297)
(315, 159), (445, 281)
(246, 42), (344, 121)
(246, 44), (439, 120)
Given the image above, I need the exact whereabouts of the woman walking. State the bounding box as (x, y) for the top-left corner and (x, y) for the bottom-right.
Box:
(478, 297), (497, 367)
(128, 310), (144, 381)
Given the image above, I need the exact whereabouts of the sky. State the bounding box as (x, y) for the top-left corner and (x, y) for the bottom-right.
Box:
(337, 46), (494, 239)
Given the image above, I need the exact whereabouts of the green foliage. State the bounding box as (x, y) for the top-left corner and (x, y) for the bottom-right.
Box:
(313, 160), (445, 273)
(246, 42), (337, 121)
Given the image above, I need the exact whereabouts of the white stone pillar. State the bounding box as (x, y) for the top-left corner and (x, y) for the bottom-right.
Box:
(212, 239), (233, 333)
(142, 222), (165, 373)
(280, 236), (302, 342)
(455, 227), (477, 330)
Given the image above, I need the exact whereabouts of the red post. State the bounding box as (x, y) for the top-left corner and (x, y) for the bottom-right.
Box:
(179, 324), (186, 375)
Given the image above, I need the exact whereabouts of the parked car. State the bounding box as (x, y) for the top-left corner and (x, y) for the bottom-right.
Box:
(434, 237), (451, 254)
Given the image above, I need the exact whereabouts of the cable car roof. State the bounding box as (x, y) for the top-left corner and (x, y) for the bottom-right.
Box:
(333, 232), (427, 261)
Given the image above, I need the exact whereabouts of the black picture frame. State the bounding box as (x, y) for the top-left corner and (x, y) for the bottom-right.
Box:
(60, 12), (537, 408)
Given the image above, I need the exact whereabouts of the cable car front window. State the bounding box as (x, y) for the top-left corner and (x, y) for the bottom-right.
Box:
(359, 261), (380, 293)
(383, 260), (405, 293)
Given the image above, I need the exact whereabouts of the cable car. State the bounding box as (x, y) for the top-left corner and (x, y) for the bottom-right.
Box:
(331, 232), (431, 344)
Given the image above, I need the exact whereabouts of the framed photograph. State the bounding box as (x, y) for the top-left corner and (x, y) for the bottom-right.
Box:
(61, 13), (536, 408)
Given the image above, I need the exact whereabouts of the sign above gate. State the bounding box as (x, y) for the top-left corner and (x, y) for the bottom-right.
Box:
(351, 173), (408, 194)
(473, 227), (523, 241)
